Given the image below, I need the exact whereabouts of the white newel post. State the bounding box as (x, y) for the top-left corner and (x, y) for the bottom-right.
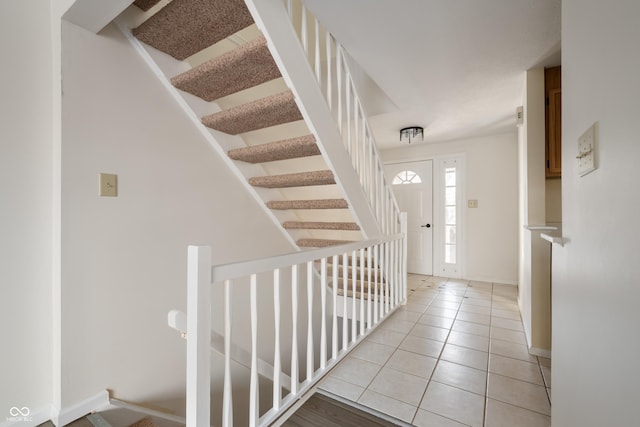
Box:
(401, 212), (408, 304)
(186, 245), (212, 427)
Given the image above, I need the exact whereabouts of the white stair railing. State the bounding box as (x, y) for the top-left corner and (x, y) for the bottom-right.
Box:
(282, 0), (401, 236)
(182, 213), (407, 426)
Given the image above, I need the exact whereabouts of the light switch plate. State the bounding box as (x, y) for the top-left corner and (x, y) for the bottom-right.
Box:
(577, 122), (598, 176)
(468, 199), (478, 208)
(99, 173), (117, 197)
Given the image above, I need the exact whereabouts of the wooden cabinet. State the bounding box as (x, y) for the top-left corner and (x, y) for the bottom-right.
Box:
(545, 66), (562, 178)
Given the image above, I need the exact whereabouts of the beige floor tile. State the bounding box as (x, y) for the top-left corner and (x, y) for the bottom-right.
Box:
(452, 319), (490, 337)
(487, 373), (551, 415)
(490, 326), (527, 345)
(391, 309), (422, 323)
(538, 356), (551, 368)
(404, 302), (429, 313)
(461, 298), (492, 308)
(485, 398), (551, 427)
(420, 381), (485, 427)
(459, 304), (491, 316)
(440, 343), (489, 371)
(413, 409), (470, 427)
(489, 354), (545, 385)
(408, 295), (435, 306)
(330, 357), (382, 388)
(432, 360), (487, 395)
(368, 367), (429, 406)
(319, 376), (364, 401)
(367, 328), (406, 348)
(456, 311), (491, 325)
(489, 339), (538, 363)
(491, 308), (521, 320)
(541, 365), (551, 388)
(379, 318), (416, 334)
(436, 294), (464, 304)
(410, 324), (451, 342)
(425, 306), (458, 319)
(351, 341), (397, 366)
(469, 280), (493, 289)
(491, 299), (519, 312)
(386, 349), (438, 378)
(491, 317), (524, 332)
(358, 389), (417, 423)
(431, 300), (462, 310)
(418, 314), (455, 329)
(447, 331), (490, 352)
(399, 335), (445, 358)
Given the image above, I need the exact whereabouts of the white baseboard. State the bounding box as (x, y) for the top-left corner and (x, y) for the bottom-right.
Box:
(54, 390), (110, 427)
(465, 275), (518, 286)
(529, 347), (552, 358)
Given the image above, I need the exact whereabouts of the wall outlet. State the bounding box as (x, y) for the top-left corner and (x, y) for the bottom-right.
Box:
(99, 173), (117, 197)
(468, 199), (478, 208)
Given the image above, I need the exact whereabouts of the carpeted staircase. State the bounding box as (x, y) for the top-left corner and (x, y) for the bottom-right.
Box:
(131, 0), (361, 248)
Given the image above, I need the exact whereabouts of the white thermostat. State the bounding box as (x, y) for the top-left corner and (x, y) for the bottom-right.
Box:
(577, 122), (598, 176)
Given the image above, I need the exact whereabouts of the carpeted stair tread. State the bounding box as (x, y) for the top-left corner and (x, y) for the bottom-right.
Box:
(171, 36), (281, 101)
(316, 262), (383, 279)
(128, 417), (159, 427)
(228, 135), (319, 163)
(202, 91), (302, 134)
(283, 221), (359, 231)
(297, 238), (354, 248)
(133, 0), (162, 11)
(266, 199), (348, 210)
(249, 170), (334, 188)
(133, 0), (254, 60)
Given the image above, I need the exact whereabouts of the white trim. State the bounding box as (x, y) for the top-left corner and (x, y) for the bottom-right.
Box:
(108, 399), (186, 424)
(55, 390), (110, 426)
(465, 276), (519, 286)
(529, 347), (552, 358)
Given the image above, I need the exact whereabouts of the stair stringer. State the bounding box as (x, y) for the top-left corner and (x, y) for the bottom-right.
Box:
(113, 12), (304, 250)
(244, 0), (383, 240)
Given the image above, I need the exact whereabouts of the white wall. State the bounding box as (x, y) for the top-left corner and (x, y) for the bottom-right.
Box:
(553, 1), (640, 424)
(0, 0), (55, 420)
(382, 132), (519, 284)
(61, 20), (294, 412)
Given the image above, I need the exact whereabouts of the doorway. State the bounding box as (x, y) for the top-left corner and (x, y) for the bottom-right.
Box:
(385, 160), (433, 275)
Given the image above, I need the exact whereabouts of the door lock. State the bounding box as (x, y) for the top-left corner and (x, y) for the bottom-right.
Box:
(421, 223), (431, 228)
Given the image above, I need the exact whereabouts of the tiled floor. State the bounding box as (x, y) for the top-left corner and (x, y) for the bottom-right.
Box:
(319, 275), (552, 427)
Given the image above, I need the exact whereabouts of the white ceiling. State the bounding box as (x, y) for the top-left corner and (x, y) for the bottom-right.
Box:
(301, 0), (561, 150)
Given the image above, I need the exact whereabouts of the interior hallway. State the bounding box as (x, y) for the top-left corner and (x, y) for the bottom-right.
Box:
(319, 275), (551, 427)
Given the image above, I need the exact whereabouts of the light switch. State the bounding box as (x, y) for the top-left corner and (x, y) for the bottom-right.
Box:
(99, 173), (117, 197)
(577, 122), (598, 176)
(468, 199), (478, 208)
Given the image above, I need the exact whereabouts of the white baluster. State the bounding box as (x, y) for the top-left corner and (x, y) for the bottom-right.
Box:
(186, 246), (211, 427)
(320, 258), (327, 369)
(222, 279), (233, 427)
(346, 77), (352, 156)
(306, 261), (314, 381)
(326, 34), (333, 110)
(367, 246), (372, 330)
(359, 248), (365, 336)
(331, 255), (338, 360)
(314, 18), (321, 82)
(342, 252), (348, 350)
(291, 265), (298, 394)
(273, 269), (281, 410)
(301, 4), (308, 54)
(249, 274), (258, 427)
(373, 244), (379, 324)
(337, 47), (343, 133)
(401, 213), (408, 303)
(351, 250), (357, 343)
(354, 95), (359, 174)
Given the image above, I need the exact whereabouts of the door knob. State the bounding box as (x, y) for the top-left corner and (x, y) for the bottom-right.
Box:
(421, 223), (431, 228)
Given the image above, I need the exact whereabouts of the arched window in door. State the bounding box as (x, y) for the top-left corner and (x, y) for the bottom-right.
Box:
(392, 170), (422, 185)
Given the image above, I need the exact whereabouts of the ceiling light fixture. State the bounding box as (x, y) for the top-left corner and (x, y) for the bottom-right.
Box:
(400, 126), (424, 144)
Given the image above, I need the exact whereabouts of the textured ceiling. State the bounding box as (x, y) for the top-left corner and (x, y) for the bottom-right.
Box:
(301, 0), (561, 149)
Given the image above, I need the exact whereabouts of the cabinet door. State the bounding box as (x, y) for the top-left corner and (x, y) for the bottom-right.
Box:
(547, 88), (562, 176)
(545, 66), (562, 178)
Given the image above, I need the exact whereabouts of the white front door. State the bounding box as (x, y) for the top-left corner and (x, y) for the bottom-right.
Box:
(385, 161), (433, 275)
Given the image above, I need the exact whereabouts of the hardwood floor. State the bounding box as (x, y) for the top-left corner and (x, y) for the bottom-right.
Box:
(283, 393), (402, 427)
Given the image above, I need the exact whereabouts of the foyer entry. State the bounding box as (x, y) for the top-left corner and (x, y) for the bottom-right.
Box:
(385, 160), (433, 275)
